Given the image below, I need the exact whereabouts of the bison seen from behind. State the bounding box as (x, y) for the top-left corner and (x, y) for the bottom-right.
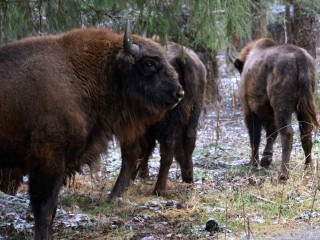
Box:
(0, 23), (183, 239)
(229, 38), (318, 180)
(109, 41), (206, 198)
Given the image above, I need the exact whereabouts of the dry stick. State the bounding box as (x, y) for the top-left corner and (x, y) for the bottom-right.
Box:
(308, 128), (319, 220)
(240, 188), (253, 240)
(240, 187), (250, 239)
(310, 157), (319, 218)
(214, 102), (221, 155)
(246, 216), (255, 240)
(249, 193), (276, 204)
(278, 184), (285, 223)
(224, 170), (228, 240)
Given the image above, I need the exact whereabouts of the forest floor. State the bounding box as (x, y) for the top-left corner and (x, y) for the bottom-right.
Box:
(1, 52), (320, 240)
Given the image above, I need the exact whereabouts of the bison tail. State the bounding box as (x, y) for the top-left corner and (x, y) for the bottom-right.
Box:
(297, 58), (319, 128)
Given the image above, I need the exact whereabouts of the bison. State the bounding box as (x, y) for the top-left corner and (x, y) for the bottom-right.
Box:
(228, 38), (318, 180)
(109, 41), (207, 198)
(0, 22), (184, 239)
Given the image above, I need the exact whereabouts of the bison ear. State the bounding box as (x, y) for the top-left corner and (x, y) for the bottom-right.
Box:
(234, 59), (244, 73)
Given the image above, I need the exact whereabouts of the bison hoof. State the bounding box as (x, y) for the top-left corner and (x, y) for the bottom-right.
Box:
(182, 176), (193, 183)
(153, 189), (165, 196)
(278, 173), (289, 184)
(139, 171), (149, 180)
(181, 169), (193, 183)
(247, 159), (259, 167)
(260, 155), (272, 168)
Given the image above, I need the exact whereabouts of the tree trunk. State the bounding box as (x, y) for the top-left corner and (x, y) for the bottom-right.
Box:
(251, 0), (268, 40)
(260, 3), (267, 38)
(285, 0), (293, 44)
(251, 0), (260, 40)
(291, 4), (317, 58)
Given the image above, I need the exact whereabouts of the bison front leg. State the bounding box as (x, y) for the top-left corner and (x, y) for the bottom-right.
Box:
(245, 112), (262, 166)
(174, 127), (198, 183)
(153, 141), (175, 196)
(109, 141), (141, 199)
(260, 122), (278, 168)
(29, 162), (64, 240)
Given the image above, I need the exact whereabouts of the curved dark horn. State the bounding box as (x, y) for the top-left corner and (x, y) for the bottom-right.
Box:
(124, 20), (140, 57)
(140, 21), (147, 37)
(227, 44), (236, 63)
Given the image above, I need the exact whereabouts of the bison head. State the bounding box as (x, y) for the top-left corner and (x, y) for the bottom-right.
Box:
(227, 45), (244, 74)
(116, 21), (184, 111)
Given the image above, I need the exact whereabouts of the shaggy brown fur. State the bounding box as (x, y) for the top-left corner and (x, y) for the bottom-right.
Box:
(232, 38), (318, 180)
(109, 41), (207, 198)
(0, 27), (183, 239)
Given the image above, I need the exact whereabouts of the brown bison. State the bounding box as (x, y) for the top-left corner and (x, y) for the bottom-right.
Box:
(0, 22), (184, 239)
(229, 38), (318, 180)
(109, 41), (207, 198)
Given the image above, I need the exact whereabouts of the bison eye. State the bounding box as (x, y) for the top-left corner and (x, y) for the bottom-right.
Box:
(142, 58), (158, 75)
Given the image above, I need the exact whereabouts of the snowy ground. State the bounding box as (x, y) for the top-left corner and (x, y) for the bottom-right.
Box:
(1, 52), (320, 239)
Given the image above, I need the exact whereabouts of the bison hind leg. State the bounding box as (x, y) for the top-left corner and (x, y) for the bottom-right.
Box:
(244, 112), (262, 167)
(132, 137), (156, 181)
(260, 122), (278, 168)
(29, 165), (64, 240)
(297, 112), (314, 167)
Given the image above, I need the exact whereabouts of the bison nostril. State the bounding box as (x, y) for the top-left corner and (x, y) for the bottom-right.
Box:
(176, 89), (184, 99)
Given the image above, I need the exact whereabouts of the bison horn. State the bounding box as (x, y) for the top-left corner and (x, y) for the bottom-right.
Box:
(124, 20), (140, 57)
(227, 44), (236, 63)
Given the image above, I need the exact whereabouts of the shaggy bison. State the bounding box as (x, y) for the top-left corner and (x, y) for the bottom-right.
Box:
(109, 41), (206, 198)
(229, 38), (318, 180)
(0, 22), (184, 239)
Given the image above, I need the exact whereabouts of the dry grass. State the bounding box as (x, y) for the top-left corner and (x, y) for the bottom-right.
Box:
(2, 54), (320, 240)
(47, 109), (320, 240)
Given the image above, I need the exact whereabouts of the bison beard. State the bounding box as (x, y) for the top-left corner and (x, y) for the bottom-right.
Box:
(109, 41), (207, 199)
(0, 24), (183, 239)
(230, 38), (318, 181)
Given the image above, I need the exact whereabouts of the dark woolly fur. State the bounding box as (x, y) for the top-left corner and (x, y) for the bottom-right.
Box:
(0, 28), (182, 239)
(109, 41), (207, 198)
(233, 38), (318, 180)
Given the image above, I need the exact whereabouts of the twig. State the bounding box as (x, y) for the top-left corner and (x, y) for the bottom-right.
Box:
(310, 157), (319, 219)
(240, 188), (250, 239)
(246, 216), (255, 240)
(278, 184), (285, 223)
(224, 171), (228, 240)
(249, 193), (275, 204)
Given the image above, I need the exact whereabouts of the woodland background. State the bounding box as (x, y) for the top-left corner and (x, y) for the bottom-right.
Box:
(1, 1), (320, 239)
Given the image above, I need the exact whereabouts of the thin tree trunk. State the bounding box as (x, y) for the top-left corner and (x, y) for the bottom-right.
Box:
(251, 0), (260, 40)
(291, 4), (317, 58)
(260, 3), (267, 38)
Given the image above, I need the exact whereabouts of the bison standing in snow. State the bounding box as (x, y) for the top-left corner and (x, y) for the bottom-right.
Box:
(229, 38), (318, 180)
(109, 41), (207, 198)
(0, 22), (183, 239)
